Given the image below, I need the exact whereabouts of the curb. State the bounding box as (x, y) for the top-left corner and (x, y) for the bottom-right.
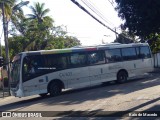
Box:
(151, 68), (160, 73)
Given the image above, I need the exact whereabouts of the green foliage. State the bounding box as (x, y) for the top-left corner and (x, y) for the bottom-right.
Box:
(27, 2), (50, 23)
(2, 1), (81, 60)
(147, 34), (160, 53)
(114, 31), (137, 44)
(115, 0), (160, 52)
(115, 0), (160, 39)
(0, 0), (15, 20)
(8, 36), (29, 59)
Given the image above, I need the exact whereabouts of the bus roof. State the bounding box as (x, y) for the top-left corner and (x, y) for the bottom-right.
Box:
(21, 43), (149, 56)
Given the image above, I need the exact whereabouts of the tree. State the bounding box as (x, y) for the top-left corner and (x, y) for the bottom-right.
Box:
(27, 2), (50, 24)
(114, 31), (137, 44)
(0, 0), (14, 19)
(9, 0), (29, 36)
(0, 0), (29, 61)
(20, 2), (53, 51)
(147, 34), (160, 53)
(7, 1), (81, 58)
(0, 0), (15, 93)
(23, 17), (53, 51)
(8, 36), (28, 59)
(115, 0), (160, 40)
(0, 0), (14, 56)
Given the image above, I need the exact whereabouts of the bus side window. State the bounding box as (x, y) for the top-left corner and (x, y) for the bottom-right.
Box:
(22, 56), (45, 81)
(121, 47), (137, 60)
(88, 51), (105, 65)
(22, 57), (32, 81)
(70, 53), (86, 67)
(105, 49), (122, 63)
(140, 46), (151, 59)
(44, 54), (68, 71)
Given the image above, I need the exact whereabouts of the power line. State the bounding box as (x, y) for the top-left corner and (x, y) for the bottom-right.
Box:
(107, 0), (115, 8)
(70, 0), (134, 42)
(81, 0), (115, 27)
(70, 0), (119, 35)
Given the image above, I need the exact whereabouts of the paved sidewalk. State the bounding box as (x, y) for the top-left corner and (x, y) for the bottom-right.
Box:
(152, 67), (160, 73)
(0, 88), (10, 100)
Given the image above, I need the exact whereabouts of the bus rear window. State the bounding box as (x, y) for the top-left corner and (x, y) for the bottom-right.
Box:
(140, 46), (151, 58)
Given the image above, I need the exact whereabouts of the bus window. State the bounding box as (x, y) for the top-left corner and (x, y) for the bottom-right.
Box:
(136, 47), (140, 58)
(44, 54), (68, 70)
(140, 46), (151, 58)
(122, 47), (137, 60)
(105, 49), (122, 63)
(22, 56), (45, 81)
(70, 53), (86, 67)
(88, 51), (105, 65)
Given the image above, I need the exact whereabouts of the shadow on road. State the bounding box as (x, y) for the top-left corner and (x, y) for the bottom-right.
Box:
(0, 72), (160, 113)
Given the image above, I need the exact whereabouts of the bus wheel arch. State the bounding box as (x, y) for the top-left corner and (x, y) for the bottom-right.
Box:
(47, 79), (64, 96)
(116, 69), (128, 84)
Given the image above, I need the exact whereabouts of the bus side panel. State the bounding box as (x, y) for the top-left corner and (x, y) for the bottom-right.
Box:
(66, 67), (90, 89)
(23, 75), (47, 96)
(101, 63), (121, 82)
(142, 58), (154, 73)
(132, 58), (154, 76)
(89, 65), (102, 85)
(121, 60), (138, 78)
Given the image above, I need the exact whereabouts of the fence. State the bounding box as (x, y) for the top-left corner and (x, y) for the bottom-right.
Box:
(153, 52), (160, 68)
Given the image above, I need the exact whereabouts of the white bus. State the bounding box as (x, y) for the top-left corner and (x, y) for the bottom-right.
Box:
(10, 43), (154, 97)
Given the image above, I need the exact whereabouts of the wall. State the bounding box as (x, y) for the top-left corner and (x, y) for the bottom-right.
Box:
(153, 53), (160, 67)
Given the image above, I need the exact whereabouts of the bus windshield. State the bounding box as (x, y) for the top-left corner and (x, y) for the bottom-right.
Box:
(11, 55), (21, 84)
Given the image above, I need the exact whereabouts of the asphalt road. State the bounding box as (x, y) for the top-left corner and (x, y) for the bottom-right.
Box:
(0, 71), (160, 120)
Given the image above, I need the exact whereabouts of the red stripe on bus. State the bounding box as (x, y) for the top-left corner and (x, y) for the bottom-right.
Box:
(86, 48), (97, 51)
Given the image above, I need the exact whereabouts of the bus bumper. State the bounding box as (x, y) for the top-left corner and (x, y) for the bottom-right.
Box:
(10, 88), (24, 97)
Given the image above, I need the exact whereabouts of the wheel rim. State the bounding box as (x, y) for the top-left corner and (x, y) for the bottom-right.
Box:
(50, 83), (61, 96)
(118, 72), (127, 83)
(120, 75), (126, 81)
(53, 85), (59, 95)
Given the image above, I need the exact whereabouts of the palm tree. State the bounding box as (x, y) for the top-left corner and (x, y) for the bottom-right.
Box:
(0, 0), (14, 19)
(0, 0), (29, 94)
(0, 0), (14, 54)
(24, 2), (53, 51)
(9, 1), (29, 36)
(27, 2), (50, 24)
(0, 0), (14, 95)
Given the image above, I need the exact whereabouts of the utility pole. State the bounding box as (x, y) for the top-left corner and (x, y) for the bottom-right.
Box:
(0, 30), (2, 56)
(115, 27), (118, 39)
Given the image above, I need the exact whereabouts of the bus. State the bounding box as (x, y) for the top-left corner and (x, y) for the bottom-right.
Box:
(10, 43), (154, 97)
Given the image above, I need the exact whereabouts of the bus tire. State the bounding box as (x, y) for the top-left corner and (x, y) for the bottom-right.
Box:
(49, 82), (62, 97)
(116, 71), (127, 84)
(39, 93), (48, 97)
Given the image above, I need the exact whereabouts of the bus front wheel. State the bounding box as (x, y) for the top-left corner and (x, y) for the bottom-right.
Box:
(116, 71), (127, 84)
(49, 82), (62, 97)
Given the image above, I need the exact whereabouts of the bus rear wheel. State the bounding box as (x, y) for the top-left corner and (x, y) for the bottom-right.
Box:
(116, 71), (127, 84)
(49, 82), (62, 97)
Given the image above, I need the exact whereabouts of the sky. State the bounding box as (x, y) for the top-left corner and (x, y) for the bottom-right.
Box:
(1, 0), (123, 46)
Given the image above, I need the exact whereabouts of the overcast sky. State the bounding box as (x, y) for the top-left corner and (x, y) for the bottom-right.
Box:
(1, 0), (123, 46)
